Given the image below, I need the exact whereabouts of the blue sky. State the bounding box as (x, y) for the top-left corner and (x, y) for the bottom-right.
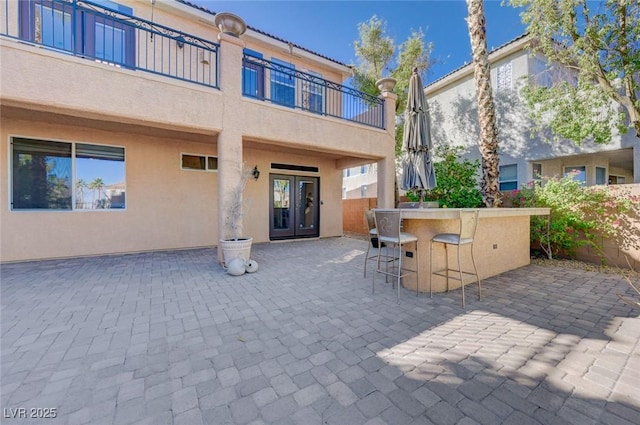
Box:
(192, 0), (527, 83)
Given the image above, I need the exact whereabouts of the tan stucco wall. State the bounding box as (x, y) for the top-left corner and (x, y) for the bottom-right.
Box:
(1, 116), (218, 262)
(0, 1), (396, 262)
(402, 212), (537, 293)
(242, 148), (344, 243)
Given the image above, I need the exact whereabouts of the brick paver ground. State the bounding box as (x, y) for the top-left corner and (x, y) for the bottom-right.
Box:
(1, 237), (639, 425)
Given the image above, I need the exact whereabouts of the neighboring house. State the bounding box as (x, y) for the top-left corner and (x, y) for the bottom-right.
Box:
(342, 163), (377, 199)
(0, 0), (397, 262)
(425, 34), (638, 190)
(346, 34), (639, 199)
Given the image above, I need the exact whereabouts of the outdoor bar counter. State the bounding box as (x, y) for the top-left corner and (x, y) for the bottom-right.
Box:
(382, 207), (550, 293)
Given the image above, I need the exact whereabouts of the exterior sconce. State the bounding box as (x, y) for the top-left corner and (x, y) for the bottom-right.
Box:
(252, 166), (260, 180)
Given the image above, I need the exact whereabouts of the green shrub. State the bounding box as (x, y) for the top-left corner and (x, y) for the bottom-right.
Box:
(412, 145), (483, 208)
(510, 174), (640, 260)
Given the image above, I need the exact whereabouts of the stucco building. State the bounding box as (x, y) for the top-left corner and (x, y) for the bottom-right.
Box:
(344, 34), (639, 199)
(0, 0), (397, 262)
(425, 34), (639, 191)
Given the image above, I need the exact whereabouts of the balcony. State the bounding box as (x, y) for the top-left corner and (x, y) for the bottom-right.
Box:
(242, 54), (385, 129)
(1, 0), (385, 130)
(0, 0), (219, 88)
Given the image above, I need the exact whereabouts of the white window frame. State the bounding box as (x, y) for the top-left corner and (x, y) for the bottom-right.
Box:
(499, 164), (518, 191)
(496, 62), (512, 91)
(531, 163), (542, 182)
(181, 153), (218, 172)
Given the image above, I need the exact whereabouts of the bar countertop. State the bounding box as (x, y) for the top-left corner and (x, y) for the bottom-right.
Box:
(376, 207), (550, 219)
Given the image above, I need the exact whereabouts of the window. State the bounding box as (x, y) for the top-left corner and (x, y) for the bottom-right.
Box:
(19, 0), (135, 68)
(181, 154), (217, 171)
(301, 69), (324, 114)
(243, 49), (264, 99)
(271, 58), (295, 107)
(564, 166), (586, 185)
(360, 185), (367, 197)
(532, 163), (542, 182)
(530, 55), (578, 88)
(496, 62), (512, 91)
(499, 164), (518, 191)
(11, 137), (125, 210)
(530, 57), (552, 87)
(595, 167), (607, 185)
(360, 165), (368, 174)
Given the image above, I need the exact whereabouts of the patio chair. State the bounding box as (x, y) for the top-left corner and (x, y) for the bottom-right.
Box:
(374, 209), (419, 304)
(430, 209), (481, 307)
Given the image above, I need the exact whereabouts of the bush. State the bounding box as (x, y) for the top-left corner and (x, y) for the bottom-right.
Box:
(410, 145), (483, 208)
(510, 174), (640, 261)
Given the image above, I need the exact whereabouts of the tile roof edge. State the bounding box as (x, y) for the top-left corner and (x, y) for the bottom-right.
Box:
(426, 33), (530, 88)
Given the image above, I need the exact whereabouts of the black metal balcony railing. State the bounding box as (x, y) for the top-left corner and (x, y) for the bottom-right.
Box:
(242, 54), (385, 129)
(1, 0), (386, 128)
(0, 0), (219, 88)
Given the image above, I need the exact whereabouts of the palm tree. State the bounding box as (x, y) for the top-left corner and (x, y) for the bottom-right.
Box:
(76, 179), (87, 208)
(466, 0), (502, 207)
(89, 178), (105, 209)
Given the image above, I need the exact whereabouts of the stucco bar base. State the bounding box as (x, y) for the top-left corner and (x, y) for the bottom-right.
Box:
(393, 208), (550, 293)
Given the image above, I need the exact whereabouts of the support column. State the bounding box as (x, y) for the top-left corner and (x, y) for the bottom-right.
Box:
(377, 88), (398, 208)
(217, 32), (246, 263)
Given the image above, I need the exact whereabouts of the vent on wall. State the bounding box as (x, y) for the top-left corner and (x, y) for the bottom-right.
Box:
(271, 163), (319, 173)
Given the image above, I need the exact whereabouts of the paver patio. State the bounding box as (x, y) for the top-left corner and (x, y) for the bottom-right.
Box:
(1, 237), (639, 425)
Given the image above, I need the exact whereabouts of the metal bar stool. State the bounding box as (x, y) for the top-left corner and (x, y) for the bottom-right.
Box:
(363, 210), (379, 278)
(364, 210), (395, 279)
(373, 209), (419, 304)
(430, 209), (481, 307)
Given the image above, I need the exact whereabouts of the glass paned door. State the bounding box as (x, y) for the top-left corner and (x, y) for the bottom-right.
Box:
(270, 174), (319, 240)
(271, 176), (292, 238)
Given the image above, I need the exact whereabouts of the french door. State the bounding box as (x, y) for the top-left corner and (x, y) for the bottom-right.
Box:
(269, 174), (319, 240)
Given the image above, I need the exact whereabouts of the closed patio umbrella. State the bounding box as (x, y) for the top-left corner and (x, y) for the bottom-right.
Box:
(400, 68), (436, 198)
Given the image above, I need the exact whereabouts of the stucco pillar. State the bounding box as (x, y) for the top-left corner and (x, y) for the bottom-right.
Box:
(377, 89), (398, 208)
(217, 32), (246, 262)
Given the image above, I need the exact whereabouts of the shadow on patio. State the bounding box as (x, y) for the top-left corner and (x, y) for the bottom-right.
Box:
(1, 237), (638, 425)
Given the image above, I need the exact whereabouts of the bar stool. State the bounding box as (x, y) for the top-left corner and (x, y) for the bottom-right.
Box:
(373, 209), (419, 304)
(430, 209), (481, 307)
(363, 210), (378, 278)
(364, 210), (395, 279)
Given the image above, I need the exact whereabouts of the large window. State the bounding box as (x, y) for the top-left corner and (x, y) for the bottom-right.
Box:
(301, 69), (324, 114)
(242, 49), (264, 99)
(564, 166), (586, 185)
(530, 55), (578, 88)
(19, 0), (135, 68)
(499, 164), (518, 191)
(11, 138), (125, 210)
(271, 58), (295, 107)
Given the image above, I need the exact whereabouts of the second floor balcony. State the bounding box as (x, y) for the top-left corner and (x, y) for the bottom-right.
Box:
(1, 0), (386, 129)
